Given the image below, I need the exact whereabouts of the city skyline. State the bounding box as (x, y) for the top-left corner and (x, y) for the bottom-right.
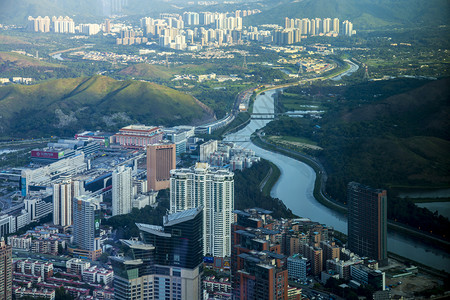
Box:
(0, 0), (448, 299)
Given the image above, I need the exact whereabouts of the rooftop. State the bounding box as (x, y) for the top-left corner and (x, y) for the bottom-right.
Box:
(163, 206), (203, 227)
(119, 125), (158, 132)
(136, 223), (170, 237)
(120, 239), (155, 250)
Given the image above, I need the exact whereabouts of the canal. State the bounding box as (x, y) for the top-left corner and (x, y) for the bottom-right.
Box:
(225, 89), (450, 272)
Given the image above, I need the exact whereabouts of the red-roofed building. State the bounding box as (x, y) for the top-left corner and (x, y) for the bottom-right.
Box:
(113, 125), (163, 149)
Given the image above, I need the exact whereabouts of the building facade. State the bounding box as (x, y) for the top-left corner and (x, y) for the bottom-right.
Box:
(0, 239), (12, 300)
(111, 207), (203, 300)
(170, 163), (234, 257)
(231, 209), (288, 300)
(53, 179), (83, 226)
(114, 125), (163, 149)
(146, 142), (176, 191)
(287, 254), (308, 281)
(112, 166), (132, 216)
(72, 194), (102, 258)
(348, 182), (387, 266)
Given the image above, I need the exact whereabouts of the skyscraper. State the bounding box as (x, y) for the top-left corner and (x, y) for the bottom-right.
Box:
(105, 19), (111, 33)
(333, 18), (340, 33)
(170, 163), (234, 257)
(72, 194), (102, 260)
(347, 182), (388, 266)
(343, 20), (353, 36)
(146, 142), (176, 191)
(53, 179), (84, 226)
(111, 207), (203, 300)
(112, 165), (132, 216)
(0, 239), (12, 300)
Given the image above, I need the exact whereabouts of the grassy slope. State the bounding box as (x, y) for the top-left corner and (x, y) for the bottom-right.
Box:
(0, 35), (30, 45)
(0, 75), (210, 138)
(118, 64), (173, 80)
(118, 63), (216, 81)
(0, 52), (63, 68)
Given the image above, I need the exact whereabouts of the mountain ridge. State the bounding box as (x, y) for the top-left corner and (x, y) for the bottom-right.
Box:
(0, 75), (213, 139)
(247, 0), (450, 29)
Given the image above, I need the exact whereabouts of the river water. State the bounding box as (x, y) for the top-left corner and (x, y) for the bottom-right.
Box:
(225, 89), (450, 272)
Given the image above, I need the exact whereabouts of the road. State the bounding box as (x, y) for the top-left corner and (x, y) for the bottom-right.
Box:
(330, 59), (359, 81)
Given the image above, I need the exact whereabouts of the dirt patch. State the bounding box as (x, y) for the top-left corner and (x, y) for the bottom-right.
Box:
(269, 136), (323, 151)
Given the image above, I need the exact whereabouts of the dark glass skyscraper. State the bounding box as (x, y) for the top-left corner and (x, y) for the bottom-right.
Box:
(111, 207), (203, 300)
(347, 182), (388, 266)
(137, 207), (203, 269)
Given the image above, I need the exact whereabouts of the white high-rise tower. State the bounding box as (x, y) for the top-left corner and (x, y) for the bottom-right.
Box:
(73, 194), (101, 253)
(112, 165), (132, 216)
(53, 179), (84, 226)
(170, 163), (234, 257)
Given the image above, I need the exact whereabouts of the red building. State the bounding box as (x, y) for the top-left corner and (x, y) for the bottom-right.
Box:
(113, 125), (163, 149)
(232, 209), (288, 300)
(146, 142), (176, 191)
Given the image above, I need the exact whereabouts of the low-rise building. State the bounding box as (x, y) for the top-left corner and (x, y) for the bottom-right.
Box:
(287, 254), (308, 281)
(66, 258), (91, 275)
(82, 266), (114, 285)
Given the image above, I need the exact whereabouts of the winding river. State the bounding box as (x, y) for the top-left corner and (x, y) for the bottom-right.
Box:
(224, 89), (450, 272)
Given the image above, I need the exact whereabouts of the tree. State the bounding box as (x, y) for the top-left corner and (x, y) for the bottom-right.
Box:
(55, 287), (74, 300)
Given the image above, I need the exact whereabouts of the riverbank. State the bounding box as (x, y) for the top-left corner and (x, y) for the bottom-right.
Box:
(260, 161), (281, 197)
(251, 131), (450, 252)
(251, 132), (347, 214)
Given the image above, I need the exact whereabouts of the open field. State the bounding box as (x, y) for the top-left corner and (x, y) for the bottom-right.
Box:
(267, 135), (323, 151)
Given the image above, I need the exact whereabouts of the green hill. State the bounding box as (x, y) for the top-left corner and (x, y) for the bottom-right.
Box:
(265, 78), (450, 200)
(247, 0), (450, 29)
(0, 51), (63, 69)
(118, 64), (173, 80)
(263, 78), (450, 236)
(118, 63), (217, 81)
(0, 75), (212, 139)
(319, 78), (450, 199)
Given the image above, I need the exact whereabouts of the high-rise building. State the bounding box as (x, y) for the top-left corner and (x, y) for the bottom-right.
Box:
(53, 179), (84, 226)
(105, 19), (111, 33)
(199, 140), (218, 162)
(0, 239), (12, 300)
(302, 243), (323, 275)
(343, 20), (353, 36)
(112, 165), (132, 216)
(231, 209), (288, 300)
(347, 182), (387, 266)
(111, 207), (203, 300)
(52, 16), (75, 33)
(146, 142), (176, 191)
(287, 254), (308, 281)
(333, 18), (340, 33)
(72, 194), (102, 260)
(320, 240), (340, 261)
(170, 163), (234, 257)
(27, 16), (50, 32)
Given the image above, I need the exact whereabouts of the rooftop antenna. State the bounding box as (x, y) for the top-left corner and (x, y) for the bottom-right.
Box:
(297, 62), (303, 75)
(363, 64), (369, 81)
